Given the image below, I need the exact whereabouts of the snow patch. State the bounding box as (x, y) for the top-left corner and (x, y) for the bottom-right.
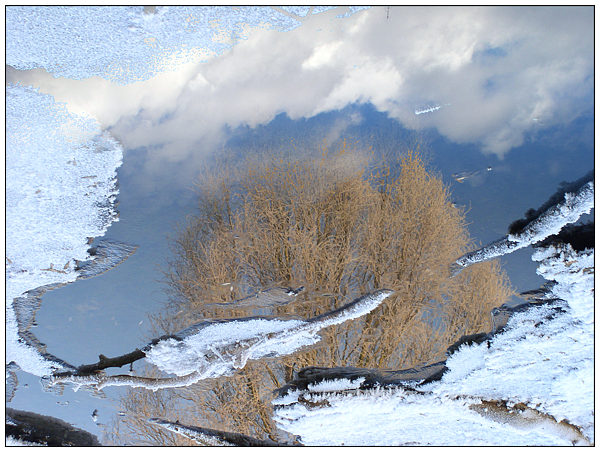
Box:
(6, 6), (367, 84)
(6, 436), (45, 447)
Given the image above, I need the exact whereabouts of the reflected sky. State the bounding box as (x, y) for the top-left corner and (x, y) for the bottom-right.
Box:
(6, 5), (594, 444)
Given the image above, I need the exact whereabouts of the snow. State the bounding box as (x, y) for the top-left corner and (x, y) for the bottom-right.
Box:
(50, 370), (208, 393)
(5, 4), (372, 398)
(273, 218), (594, 445)
(6, 6), (368, 84)
(452, 181), (594, 272)
(5, 6), (372, 383)
(75, 239), (138, 280)
(145, 318), (306, 377)
(144, 289), (392, 380)
(307, 377), (365, 393)
(6, 84), (123, 377)
(5, 4), (592, 446)
(274, 386), (588, 446)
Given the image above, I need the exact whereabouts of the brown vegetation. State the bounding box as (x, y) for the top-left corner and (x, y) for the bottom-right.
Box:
(109, 143), (513, 445)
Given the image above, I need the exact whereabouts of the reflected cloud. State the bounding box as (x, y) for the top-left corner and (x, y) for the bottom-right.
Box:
(7, 6), (593, 165)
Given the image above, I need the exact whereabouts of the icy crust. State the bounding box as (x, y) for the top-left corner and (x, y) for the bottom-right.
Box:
(6, 84), (123, 376)
(75, 239), (138, 279)
(307, 377), (365, 393)
(453, 181), (594, 271)
(274, 387), (583, 446)
(274, 248), (594, 445)
(532, 244), (594, 326)
(437, 296), (594, 441)
(144, 290), (393, 380)
(6, 6), (367, 84)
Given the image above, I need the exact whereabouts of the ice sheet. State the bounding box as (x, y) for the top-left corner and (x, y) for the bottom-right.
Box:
(6, 84), (123, 376)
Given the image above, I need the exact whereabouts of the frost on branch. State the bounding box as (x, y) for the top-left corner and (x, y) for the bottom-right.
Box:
(451, 180), (593, 275)
(51, 289), (393, 391)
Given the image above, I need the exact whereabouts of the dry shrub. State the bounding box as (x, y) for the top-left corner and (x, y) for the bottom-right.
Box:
(117, 143), (513, 444)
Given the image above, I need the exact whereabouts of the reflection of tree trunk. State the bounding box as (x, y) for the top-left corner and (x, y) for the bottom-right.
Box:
(52, 370), (203, 391)
(6, 408), (101, 446)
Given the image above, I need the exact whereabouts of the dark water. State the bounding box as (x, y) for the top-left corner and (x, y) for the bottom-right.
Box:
(11, 103), (594, 442)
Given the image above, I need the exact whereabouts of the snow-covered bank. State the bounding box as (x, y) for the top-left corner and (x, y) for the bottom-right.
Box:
(6, 408), (101, 446)
(5, 6), (367, 381)
(6, 84), (123, 376)
(273, 184), (594, 445)
(273, 243), (594, 445)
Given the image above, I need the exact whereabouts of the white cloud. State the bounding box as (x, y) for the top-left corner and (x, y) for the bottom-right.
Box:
(302, 41), (344, 70)
(8, 6), (593, 164)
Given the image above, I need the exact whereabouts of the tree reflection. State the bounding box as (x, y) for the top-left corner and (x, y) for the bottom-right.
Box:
(108, 144), (513, 445)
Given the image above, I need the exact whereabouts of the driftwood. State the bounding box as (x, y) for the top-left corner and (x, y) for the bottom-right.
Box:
(148, 418), (301, 446)
(51, 290), (393, 391)
(450, 180), (594, 276)
(508, 171), (593, 235)
(52, 333), (182, 378)
(52, 286), (309, 379)
(6, 408), (100, 446)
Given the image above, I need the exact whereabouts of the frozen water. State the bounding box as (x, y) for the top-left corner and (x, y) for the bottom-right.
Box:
(6, 6), (368, 84)
(74, 239), (138, 280)
(6, 84), (123, 376)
